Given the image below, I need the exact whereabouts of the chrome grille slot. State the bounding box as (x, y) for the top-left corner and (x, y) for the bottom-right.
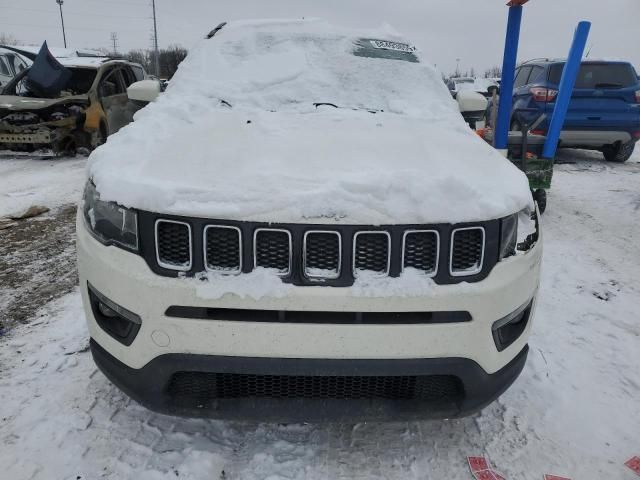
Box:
(353, 231), (390, 276)
(403, 230), (439, 276)
(303, 231), (341, 279)
(204, 226), (242, 273)
(155, 220), (192, 271)
(254, 228), (292, 275)
(450, 227), (485, 276)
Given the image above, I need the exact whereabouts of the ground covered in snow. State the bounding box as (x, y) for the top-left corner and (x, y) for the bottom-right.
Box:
(1, 149), (640, 479)
(0, 156), (85, 219)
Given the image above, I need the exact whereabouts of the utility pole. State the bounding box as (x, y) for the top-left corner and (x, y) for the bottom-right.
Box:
(56, 0), (67, 48)
(455, 58), (460, 77)
(110, 32), (119, 56)
(151, 0), (160, 77)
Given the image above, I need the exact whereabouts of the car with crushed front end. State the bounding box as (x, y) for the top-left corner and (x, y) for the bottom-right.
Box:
(0, 47), (147, 156)
(77, 19), (542, 422)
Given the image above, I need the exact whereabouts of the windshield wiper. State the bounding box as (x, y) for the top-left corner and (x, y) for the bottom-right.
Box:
(313, 102), (339, 109)
(313, 102), (383, 114)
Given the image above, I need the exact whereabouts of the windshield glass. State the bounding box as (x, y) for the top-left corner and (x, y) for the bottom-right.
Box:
(3, 67), (97, 97)
(168, 20), (457, 118)
(549, 63), (637, 88)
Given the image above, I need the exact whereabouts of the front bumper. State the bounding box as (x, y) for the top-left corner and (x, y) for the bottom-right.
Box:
(0, 130), (54, 144)
(77, 211), (541, 419)
(91, 338), (529, 421)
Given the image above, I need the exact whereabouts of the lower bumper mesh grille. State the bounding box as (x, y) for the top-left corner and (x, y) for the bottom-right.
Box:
(167, 372), (464, 402)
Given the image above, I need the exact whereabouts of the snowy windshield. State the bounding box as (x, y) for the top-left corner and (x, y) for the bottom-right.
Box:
(167, 20), (458, 118)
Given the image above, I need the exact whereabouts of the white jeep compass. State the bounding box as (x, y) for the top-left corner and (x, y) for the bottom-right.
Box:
(77, 19), (542, 421)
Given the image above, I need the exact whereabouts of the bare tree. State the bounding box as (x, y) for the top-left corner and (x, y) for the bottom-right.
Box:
(484, 65), (502, 78)
(126, 46), (186, 79)
(158, 45), (187, 79)
(126, 49), (151, 71)
(0, 33), (19, 45)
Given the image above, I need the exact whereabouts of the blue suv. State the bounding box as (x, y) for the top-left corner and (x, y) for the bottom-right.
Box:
(510, 59), (640, 162)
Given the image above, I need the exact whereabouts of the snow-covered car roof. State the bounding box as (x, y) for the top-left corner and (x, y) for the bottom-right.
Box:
(57, 57), (114, 68)
(452, 77), (498, 93)
(5, 45), (103, 59)
(89, 19), (532, 225)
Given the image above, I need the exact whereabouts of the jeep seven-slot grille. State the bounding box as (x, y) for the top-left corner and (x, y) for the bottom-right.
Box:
(254, 229), (291, 274)
(451, 228), (484, 275)
(147, 216), (491, 284)
(167, 372), (463, 402)
(155, 220), (191, 270)
(205, 226), (241, 273)
(403, 231), (439, 275)
(354, 232), (390, 275)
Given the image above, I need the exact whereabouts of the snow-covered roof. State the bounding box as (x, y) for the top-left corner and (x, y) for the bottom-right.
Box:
(88, 19), (532, 225)
(453, 77), (498, 93)
(6, 45), (104, 59)
(57, 57), (112, 68)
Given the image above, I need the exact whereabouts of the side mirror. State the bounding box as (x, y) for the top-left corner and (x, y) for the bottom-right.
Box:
(127, 79), (161, 103)
(487, 85), (500, 96)
(457, 90), (488, 114)
(456, 90), (489, 129)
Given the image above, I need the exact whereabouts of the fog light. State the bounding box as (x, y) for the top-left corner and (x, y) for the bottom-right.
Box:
(88, 282), (141, 346)
(492, 299), (533, 352)
(98, 301), (118, 318)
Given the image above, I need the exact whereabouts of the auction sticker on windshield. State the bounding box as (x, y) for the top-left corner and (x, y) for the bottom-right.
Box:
(370, 40), (416, 53)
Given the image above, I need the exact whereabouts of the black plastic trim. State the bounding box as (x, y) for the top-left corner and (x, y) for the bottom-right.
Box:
(164, 306), (472, 324)
(90, 339), (529, 422)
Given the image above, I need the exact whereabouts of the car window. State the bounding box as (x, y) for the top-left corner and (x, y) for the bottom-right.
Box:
(527, 66), (545, 85)
(0, 56), (10, 76)
(12, 55), (28, 73)
(549, 63), (638, 88)
(64, 68), (98, 95)
(131, 65), (145, 82)
(514, 66), (532, 88)
(121, 67), (137, 88)
(99, 68), (125, 98)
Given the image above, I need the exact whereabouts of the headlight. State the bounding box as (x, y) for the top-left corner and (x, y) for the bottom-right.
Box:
(499, 207), (539, 260)
(83, 181), (138, 251)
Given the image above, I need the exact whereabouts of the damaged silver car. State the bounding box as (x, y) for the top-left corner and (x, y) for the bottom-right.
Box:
(0, 45), (147, 156)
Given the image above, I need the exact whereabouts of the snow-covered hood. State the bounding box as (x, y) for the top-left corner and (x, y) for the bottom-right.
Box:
(88, 18), (532, 225)
(89, 107), (531, 225)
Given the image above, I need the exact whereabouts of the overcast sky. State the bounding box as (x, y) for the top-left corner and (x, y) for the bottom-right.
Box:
(1, 0), (638, 74)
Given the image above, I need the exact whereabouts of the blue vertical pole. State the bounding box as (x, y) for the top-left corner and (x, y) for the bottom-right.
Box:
(542, 21), (591, 159)
(495, 6), (524, 150)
